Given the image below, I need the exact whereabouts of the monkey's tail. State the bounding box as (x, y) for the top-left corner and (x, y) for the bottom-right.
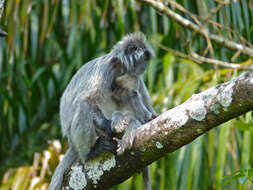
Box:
(143, 165), (151, 190)
(49, 147), (77, 190)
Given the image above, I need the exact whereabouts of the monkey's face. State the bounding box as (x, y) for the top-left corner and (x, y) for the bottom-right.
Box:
(124, 43), (153, 75)
(111, 32), (155, 76)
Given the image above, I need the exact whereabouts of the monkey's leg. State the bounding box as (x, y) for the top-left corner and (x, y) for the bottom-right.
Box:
(50, 101), (98, 190)
(72, 101), (117, 161)
(70, 101), (98, 163)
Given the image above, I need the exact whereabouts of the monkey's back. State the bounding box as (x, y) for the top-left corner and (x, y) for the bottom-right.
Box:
(60, 55), (114, 136)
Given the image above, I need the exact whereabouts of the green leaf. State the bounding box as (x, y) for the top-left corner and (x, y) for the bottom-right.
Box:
(32, 67), (46, 84)
(223, 172), (244, 186)
(248, 168), (253, 177)
(233, 121), (252, 131)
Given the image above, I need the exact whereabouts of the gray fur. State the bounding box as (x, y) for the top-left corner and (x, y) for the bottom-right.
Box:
(49, 148), (77, 190)
(112, 74), (152, 124)
(111, 76), (154, 190)
(49, 32), (155, 190)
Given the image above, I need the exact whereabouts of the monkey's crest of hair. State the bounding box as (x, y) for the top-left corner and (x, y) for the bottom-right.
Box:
(110, 32), (155, 72)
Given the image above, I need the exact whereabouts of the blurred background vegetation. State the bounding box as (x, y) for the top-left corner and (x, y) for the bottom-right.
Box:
(0, 0), (253, 189)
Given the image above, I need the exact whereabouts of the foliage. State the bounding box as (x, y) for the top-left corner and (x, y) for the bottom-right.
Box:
(1, 141), (63, 190)
(0, 0), (253, 189)
(223, 168), (253, 187)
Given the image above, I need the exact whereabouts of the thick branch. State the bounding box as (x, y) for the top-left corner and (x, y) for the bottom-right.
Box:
(139, 0), (253, 58)
(61, 71), (253, 190)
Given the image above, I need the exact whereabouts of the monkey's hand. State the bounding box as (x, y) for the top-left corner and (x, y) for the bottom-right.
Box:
(111, 111), (128, 136)
(113, 137), (126, 155)
(113, 127), (136, 155)
(112, 119), (128, 136)
(149, 114), (158, 121)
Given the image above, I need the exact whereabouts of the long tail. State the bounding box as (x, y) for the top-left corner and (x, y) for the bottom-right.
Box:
(143, 165), (151, 190)
(49, 147), (77, 190)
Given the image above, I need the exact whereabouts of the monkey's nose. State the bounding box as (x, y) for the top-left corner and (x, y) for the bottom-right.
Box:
(144, 50), (151, 60)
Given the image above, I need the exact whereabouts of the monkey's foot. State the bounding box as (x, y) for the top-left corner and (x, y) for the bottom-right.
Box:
(149, 114), (158, 121)
(113, 137), (126, 155)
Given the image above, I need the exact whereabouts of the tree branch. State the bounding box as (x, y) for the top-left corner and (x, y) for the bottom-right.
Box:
(138, 0), (253, 58)
(152, 39), (249, 69)
(61, 71), (253, 190)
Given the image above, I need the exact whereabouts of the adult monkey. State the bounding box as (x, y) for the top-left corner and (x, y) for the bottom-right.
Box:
(49, 33), (156, 190)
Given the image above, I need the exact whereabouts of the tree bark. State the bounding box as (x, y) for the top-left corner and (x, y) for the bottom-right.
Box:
(61, 71), (253, 190)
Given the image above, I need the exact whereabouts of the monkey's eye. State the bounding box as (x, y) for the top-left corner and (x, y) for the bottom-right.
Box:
(125, 45), (138, 54)
(130, 46), (137, 51)
(132, 90), (138, 97)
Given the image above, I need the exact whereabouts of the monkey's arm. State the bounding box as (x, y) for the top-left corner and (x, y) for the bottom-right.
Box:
(139, 79), (156, 115)
(92, 104), (115, 137)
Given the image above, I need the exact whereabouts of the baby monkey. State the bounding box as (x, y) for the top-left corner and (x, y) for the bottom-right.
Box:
(111, 73), (155, 190)
(111, 74), (153, 153)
